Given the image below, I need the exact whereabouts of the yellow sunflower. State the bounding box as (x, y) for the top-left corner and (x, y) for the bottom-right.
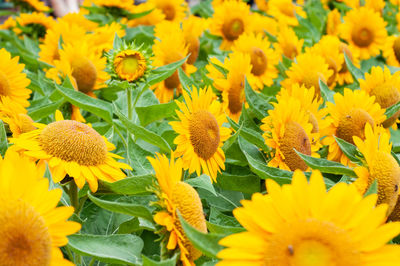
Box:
(169, 87), (231, 182)
(267, 0), (306, 26)
(209, 0), (253, 50)
(365, 0), (385, 13)
(113, 50), (147, 82)
(0, 96), (36, 137)
(326, 9), (341, 36)
(85, 22), (126, 56)
(14, 12), (55, 39)
(218, 169), (400, 265)
(255, 0), (268, 12)
(126, 2), (165, 27)
(9, 111), (132, 192)
(182, 15), (207, 65)
(152, 21), (196, 103)
(282, 51), (333, 97)
(337, 42), (361, 85)
(0, 48), (31, 111)
(352, 124), (400, 217)
(0, 16), (16, 30)
(206, 52), (253, 122)
(383, 35), (400, 67)
(0, 150), (81, 266)
(148, 152), (207, 266)
(46, 41), (109, 97)
(274, 25), (304, 60)
(359, 66), (400, 128)
(323, 88), (386, 166)
(232, 32), (279, 90)
(148, 0), (187, 22)
(60, 12), (98, 31)
(340, 7), (387, 60)
(251, 12), (278, 37)
(6, 0), (49, 12)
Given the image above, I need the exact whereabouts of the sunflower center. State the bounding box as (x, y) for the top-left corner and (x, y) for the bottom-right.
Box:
(222, 18), (244, 41)
(0, 71), (11, 97)
(228, 80), (245, 115)
(326, 57), (338, 86)
(250, 48), (268, 76)
(189, 110), (220, 160)
(264, 219), (362, 266)
(393, 37), (400, 64)
(283, 44), (299, 59)
(280, 5), (295, 17)
(171, 181), (207, 261)
(339, 43), (353, 74)
(301, 73), (324, 97)
(336, 108), (374, 144)
(114, 51), (147, 82)
(39, 120), (108, 165)
(187, 36), (200, 65)
(17, 113), (37, 134)
(371, 83), (400, 127)
(279, 121), (311, 171)
(0, 201), (52, 266)
(162, 4), (176, 21)
(164, 70), (181, 90)
(352, 27), (374, 48)
(71, 57), (97, 94)
(308, 112), (319, 133)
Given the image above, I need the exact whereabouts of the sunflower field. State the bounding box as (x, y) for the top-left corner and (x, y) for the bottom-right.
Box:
(2, 0), (400, 265)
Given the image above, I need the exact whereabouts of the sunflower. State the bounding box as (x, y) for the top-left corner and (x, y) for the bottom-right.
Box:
(261, 92), (317, 171)
(169, 87), (231, 182)
(0, 150), (81, 266)
(337, 42), (361, 85)
(46, 42), (109, 97)
(326, 9), (341, 36)
(6, 0), (50, 12)
(14, 12), (55, 40)
(252, 12), (278, 37)
(365, 0), (385, 13)
(9, 111), (132, 192)
(340, 7), (387, 60)
(148, 152), (207, 266)
(206, 52), (253, 122)
(152, 21), (196, 103)
(359, 66), (400, 128)
(274, 25), (304, 60)
(352, 124), (400, 217)
(282, 51), (333, 97)
(232, 33), (279, 90)
(255, 0), (268, 12)
(0, 97), (36, 137)
(209, 0), (253, 50)
(182, 15), (207, 65)
(217, 169), (400, 265)
(383, 35), (400, 68)
(323, 88), (386, 166)
(60, 12), (98, 31)
(126, 2), (165, 27)
(267, 0), (306, 26)
(148, 0), (187, 22)
(85, 22), (126, 56)
(0, 16), (16, 30)
(0, 48), (31, 111)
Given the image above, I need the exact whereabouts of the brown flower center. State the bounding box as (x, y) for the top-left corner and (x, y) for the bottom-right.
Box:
(250, 48), (268, 76)
(393, 37), (400, 64)
(71, 57), (97, 94)
(164, 70), (181, 90)
(301, 73), (324, 97)
(283, 44), (299, 60)
(39, 120), (108, 165)
(371, 84), (400, 128)
(222, 18), (244, 41)
(279, 121), (311, 171)
(336, 108), (374, 144)
(162, 4), (176, 21)
(308, 112), (319, 133)
(0, 71), (11, 97)
(189, 110), (220, 160)
(326, 57), (338, 86)
(187, 36), (200, 65)
(0, 202), (52, 266)
(352, 27), (374, 48)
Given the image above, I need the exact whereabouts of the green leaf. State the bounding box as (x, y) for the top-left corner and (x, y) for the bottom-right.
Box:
(68, 234), (143, 265)
(178, 67), (197, 94)
(295, 151), (356, 176)
(344, 53), (364, 82)
(206, 221), (245, 235)
(319, 79), (334, 103)
(142, 253), (179, 266)
(186, 174), (217, 196)
(365, 179), (378, 196)
(244, 78), (273, 120)
(147, 56), (188, 86)
(102, 174), (153, 195)
(88, 193), (153, 221)
(126, 136), (154, 175)
(178, 213), (225, 259)
(55, 81), (113, 123)
(217, 173), (260, 194)
(296, 14), (321, 43)
(221, 125), (241, 152)
(29, 100), (64, 121)
(0, 121), (8, 157)
(334, 136), (362, 164)
(126, 8), (154, 20)
(385, 101), (400, 119)
(136, 101), (178, 126)
(114, 103), (171, 152)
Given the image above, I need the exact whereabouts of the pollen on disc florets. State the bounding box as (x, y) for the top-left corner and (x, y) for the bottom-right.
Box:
(0, 71), (11, 97)
(228, 80), (245, 116)
(393, 36), (400, 64)
(250, 47), (267, 76)
(370, 84), (400, 128)
(39, 120), (108, 165)
(222, 18), (244, 41)
(336, 108), (374, 144)
(352, 27), (374, 47)
(189, 110), (220, 160)
(71, 57), (97, 94)
(0, 202), (52, 266)
(279, 121), (311, 171)
(171, 181), (207, 261)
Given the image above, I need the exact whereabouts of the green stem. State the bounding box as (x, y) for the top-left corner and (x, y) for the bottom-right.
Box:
(65, 245), (74, 262)
(88, 257), (96, 266)
(68, 182), (79, 214)
(127, 87), (133, 120)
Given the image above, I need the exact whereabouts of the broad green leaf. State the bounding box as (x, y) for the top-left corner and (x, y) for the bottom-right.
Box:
(296, 151), (356, 176)
(0, 121), (8, 156)
(126, 136), (154, 175)
(179, 213), (225, 259)
(385, 101), (400, 119)
(365, 179), (378, 196)
(147, 56), (189, 86)
(186, 174), (217, 196)
(88, 193), (153, 221)
(126, 8), (154, 20)
(319, 79), (334, 103)
(136, 101), (178, 126)
(142, 253), (179, 266)
(344, 53), (364, 82)
(178, 67), (197, 94)
(29, 100), (64, 120)
(296, 14), (321, 43)
(217, 173), (260, 194)
(102, 174), (153, 195)
(119, 217), (156, 234)
(209, 207), (241, 227)
(68, 234), (143, 265)
(221, 125), (241, 152)
(334, 136), (362, 164)
(244, 78), (273, 120)
(55, 82), (113, 123)
(206, 221), (245, 235)
(114, 103), (171, 153)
